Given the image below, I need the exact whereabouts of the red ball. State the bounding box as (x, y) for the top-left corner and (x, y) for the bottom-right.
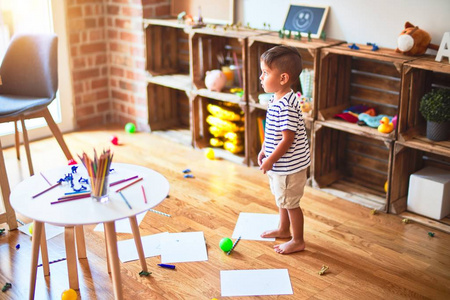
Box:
(110, 135), (119, 145)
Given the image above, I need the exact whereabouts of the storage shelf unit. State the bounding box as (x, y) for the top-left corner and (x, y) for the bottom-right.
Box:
(312, 43), (412, 210)
(144, 19), (192, 139)
(189, 26), (264, 164)
(390, 56), (450, 230)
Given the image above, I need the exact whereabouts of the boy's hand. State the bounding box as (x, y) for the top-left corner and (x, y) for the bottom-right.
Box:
(257, 150), (265, 166)
(259, 158), (273, 174)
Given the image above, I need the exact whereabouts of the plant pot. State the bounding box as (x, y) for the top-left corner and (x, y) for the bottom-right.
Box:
(426, 120), (449, 141)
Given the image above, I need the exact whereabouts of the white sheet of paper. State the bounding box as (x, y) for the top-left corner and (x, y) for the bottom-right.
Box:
(94, 211), (147, 233)
(221, 269), (293, 297)
(160, 231), (208, 263)
(232, 212), (280, 241)
(118, 232), (168, 263)
(18, 223), (64, 240)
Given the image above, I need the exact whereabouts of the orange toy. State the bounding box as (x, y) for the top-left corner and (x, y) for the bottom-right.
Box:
(396, 22), (439, 56)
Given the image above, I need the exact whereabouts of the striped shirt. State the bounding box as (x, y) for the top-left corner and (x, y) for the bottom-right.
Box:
(264, 90), (311, 175)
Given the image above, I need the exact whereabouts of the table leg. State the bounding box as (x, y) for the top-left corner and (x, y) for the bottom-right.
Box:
(64, 227), (79, 290)
(129, 216), (147, 272)
(104, 221), (123, 300)
(75, 225), (87, 259)
(40, 226), (50, 276)
(29, 221), (43, 300)
(103, 223), (111, 273)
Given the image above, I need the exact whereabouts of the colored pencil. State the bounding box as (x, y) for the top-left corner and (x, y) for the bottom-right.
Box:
(32, 182), (61, 199)
(40, 172), (52, 186)
(110, 175), (139, 187)
(118, 191), (132, 209)
(141, 185), (147, 204)
(78, 149), (113, 198)
(51, 197), (87, 205)
(115, 177), (143, 193)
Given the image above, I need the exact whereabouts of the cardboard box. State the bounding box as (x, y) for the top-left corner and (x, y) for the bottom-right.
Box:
(407, 166), (450, 220)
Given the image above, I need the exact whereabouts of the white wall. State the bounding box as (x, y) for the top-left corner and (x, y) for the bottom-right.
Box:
(237, 0), (450, 49)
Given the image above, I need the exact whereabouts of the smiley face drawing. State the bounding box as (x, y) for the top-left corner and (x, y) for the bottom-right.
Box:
(293, 8), (314, 31)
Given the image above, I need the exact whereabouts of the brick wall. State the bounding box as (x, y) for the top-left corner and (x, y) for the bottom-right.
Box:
(66, 0), (170, 130)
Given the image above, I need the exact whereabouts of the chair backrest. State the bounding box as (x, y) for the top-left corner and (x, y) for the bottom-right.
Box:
(0, 33), (58, 99)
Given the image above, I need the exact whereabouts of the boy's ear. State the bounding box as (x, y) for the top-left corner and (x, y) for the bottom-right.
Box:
(280, 73), (290, 85)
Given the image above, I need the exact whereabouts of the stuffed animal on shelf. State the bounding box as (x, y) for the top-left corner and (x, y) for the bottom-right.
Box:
(205, 70), (227, 92)
(396, 22), (439, 56)
(378, 117), (394, 133)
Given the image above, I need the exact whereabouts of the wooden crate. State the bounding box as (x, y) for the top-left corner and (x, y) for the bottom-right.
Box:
(317, 43), (411, 142)
(312, 123), (393, 211)
(390, 141), (450, 232)
(247, 33), (343, 120)
(247, 105), (313, 169)
(144, 19), (190, 76)
(190, 26), (264, 100)
(192, 95), (247, 165)
(147, 83), (191, 132)
(398, 56), (450, 156)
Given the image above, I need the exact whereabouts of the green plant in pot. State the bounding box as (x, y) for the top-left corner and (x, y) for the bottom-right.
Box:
(419, 88), (450, 141)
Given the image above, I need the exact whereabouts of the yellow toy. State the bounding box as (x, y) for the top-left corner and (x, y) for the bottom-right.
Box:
(209, 126), (226, 137)
(378, 117), (394, 133)
(206, 115), (244, 133)
(224, 141), (244, 154)
(207, 104), (243, 121)
(224, 132), (243, 144)
(61, 288), (77, 300)
(204, 148), (215, 159)
(210, 137), (224, 147)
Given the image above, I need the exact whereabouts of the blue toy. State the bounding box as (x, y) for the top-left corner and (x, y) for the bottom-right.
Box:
(358, 113), (393, 128)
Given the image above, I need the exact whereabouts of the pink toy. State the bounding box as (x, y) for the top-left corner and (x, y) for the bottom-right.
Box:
(110, 135), (119, 145)
(205, 70), (227, 92)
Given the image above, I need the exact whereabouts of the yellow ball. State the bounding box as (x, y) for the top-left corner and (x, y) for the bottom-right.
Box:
(28, 223), (33, 235)
(384, 181), (388, 193)
(205, 147), (215, 160)
(61, 288), (77, 300)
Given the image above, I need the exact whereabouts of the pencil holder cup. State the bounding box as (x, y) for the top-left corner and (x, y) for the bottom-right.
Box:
(91, 175), (110, 203)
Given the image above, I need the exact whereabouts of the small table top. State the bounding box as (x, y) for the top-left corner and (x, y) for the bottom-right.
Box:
(10, 163), (170, 226)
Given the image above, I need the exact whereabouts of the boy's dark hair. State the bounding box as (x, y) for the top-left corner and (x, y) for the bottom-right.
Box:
(260, 45), (303, 85)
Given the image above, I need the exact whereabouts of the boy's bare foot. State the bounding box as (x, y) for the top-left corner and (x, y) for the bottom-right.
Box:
(260, 229), (291, 239)
(273, 240), (305, 254)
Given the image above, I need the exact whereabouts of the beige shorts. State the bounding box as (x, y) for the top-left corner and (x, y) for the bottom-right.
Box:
(268, 169), (307, 209)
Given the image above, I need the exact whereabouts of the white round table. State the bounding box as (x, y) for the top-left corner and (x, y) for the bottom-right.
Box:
(10, 163), (170, 300)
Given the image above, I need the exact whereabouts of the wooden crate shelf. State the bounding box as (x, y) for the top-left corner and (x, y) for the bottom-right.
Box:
(147, 83), (191, 134)
(317, 43), (412, 142)
(144, 18), (190, 76)
(247, 32), (343, 119)
(390, 141), (450, 230)
(192, 96), (247, 165)
(189, 27), (261, 100)
(312, 122), (393, 211)
(398, 56), (450, 156)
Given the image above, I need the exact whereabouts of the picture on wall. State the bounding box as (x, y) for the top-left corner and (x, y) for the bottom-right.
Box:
(283, 4), (329, 38)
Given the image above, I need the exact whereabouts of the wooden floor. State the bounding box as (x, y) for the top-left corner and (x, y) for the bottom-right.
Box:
(1, 125), (449, 299)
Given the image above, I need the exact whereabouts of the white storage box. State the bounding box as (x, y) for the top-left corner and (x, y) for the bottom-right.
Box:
(407, 166), (450, 220)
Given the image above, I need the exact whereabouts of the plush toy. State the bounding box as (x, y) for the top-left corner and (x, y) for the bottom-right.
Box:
(205, 70), (227, 92)
(396, 22), (439, 56)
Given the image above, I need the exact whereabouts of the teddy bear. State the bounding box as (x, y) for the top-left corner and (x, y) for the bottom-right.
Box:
(396, 21), (439, 56)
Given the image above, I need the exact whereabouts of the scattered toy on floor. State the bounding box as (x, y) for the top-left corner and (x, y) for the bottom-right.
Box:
(61, 288), (77, 300)
(184, 174), (194, 179)
(139, 270), (151, 276)
(205, 147), (215, 160)
(219, 237), (233, 252)
(428, 232), (435, 237)
(402, 218), (410, 224)
(318, 265), (329, 276)
(125, 122), (136, 133)
(110, 135), (119, 145)
(182, 169), (191, 173)
(370, 209), (378, 215)
(1, 283), (12, 293)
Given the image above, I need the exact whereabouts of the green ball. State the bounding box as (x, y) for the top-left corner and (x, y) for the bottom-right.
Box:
(125, 122), (136, 133)
(219, 237), (233, 252)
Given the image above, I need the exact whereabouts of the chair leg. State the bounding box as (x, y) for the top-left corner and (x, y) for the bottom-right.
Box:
(0, 139), (17, 230)
(42, 108), (73, 161)
(14, 121), (20, 160)
(19, 117), (34, 176)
